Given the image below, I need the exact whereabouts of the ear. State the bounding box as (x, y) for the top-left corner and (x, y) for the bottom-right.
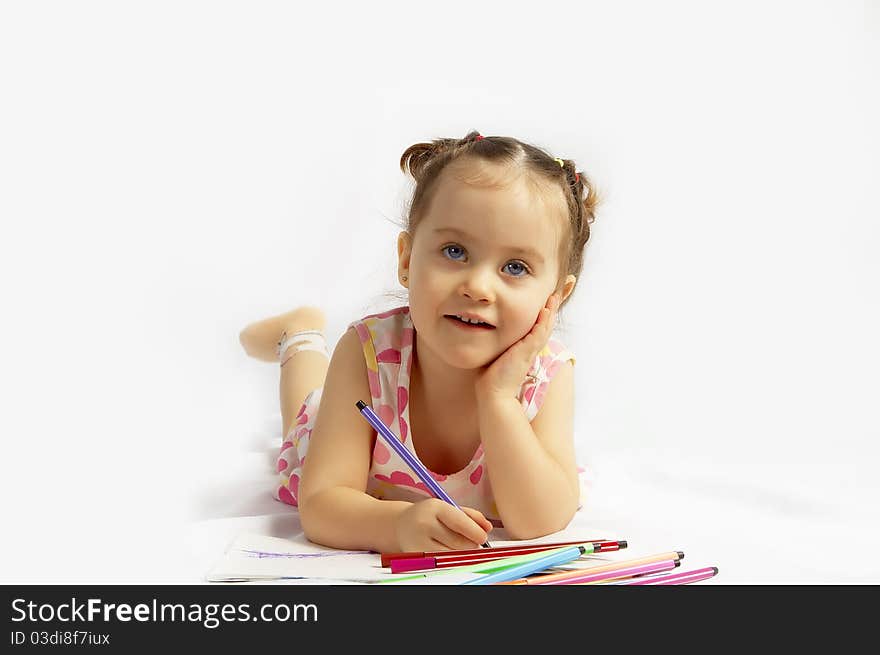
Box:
(397, 231), (412, 287)
(558, 274), (576, 303)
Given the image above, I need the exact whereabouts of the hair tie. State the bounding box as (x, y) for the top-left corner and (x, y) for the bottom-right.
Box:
(476, 135), (484, 141)
(555, 157), (579, 184)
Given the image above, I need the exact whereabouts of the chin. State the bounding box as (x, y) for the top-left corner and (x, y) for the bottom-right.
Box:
(425, 333), (497, 370)
(441, 348), (494, 370)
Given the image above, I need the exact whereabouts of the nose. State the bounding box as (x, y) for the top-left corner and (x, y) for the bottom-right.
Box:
(458, 265), (495, 303)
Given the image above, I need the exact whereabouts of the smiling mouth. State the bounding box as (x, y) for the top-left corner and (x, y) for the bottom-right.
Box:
(444, 315), (496, 329)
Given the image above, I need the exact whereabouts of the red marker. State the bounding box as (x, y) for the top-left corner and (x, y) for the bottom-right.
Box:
(389, 540), (627, 573)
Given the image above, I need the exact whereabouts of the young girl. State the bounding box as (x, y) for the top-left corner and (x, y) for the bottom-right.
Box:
(239, 131), (599, 554)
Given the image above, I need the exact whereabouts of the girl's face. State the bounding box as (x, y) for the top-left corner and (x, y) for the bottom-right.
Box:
(398, 161), (576, 370)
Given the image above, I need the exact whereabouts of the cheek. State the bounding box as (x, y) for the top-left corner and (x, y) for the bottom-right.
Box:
(504, 303), (542, 338)
(406, 276), (443, 329)
(410, 266), (449, 303)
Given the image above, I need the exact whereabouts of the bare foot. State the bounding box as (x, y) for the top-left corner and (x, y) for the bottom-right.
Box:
(239, 306), (327, 362)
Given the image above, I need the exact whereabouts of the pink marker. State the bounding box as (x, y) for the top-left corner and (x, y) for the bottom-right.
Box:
(612, 566), (719, 585)
(536, 558), (679, 585)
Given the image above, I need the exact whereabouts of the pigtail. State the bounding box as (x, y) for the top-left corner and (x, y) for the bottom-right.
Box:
(400, 130), (491, 181)
(559, 158), (589, 217)
(553, 157), (599, 249)
(570, 167), (599, 255)
(399, 142), (435, 182)
(574, 169), (599, 227)
(399, 138), (459, 182)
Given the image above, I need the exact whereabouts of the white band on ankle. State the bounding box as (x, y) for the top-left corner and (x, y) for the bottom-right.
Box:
(277, 330), (329, 361)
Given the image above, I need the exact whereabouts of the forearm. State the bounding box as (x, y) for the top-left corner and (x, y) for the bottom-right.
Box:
(299, 487), (411, 553)
(476, 394), (579, 538)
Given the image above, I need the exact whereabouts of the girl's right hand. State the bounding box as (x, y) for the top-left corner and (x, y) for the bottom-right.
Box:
(395, 499), (493, 552)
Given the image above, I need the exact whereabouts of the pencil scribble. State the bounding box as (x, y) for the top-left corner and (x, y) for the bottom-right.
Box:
(239, 549), (370, 559)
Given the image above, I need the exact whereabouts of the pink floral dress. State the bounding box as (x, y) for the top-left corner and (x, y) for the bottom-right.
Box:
(274, 306), (587, 524)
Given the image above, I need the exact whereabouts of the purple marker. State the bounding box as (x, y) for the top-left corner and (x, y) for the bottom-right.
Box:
(355, 400), (491, 548)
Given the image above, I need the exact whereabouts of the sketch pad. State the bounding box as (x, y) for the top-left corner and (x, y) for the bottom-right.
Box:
(205, 533), (388, 583)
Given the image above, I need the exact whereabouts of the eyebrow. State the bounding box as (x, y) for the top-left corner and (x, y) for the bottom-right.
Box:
(432, 227), (546, 264)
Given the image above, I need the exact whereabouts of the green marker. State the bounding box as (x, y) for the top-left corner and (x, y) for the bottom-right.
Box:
(377, 542), (596, 583)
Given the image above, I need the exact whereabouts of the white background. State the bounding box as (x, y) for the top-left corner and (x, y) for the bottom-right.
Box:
(1, 1), (877, 583)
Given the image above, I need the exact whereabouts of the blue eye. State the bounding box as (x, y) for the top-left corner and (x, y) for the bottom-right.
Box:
(503, 261), (529, 277)
(441, 244), (531, 277)
(442, 245), (465, 261)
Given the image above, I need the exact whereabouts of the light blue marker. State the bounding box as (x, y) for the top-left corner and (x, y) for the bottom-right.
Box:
(460, 544), (589, 585)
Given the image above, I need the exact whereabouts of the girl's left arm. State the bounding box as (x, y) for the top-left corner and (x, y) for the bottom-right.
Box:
(476, 360), (580, 539)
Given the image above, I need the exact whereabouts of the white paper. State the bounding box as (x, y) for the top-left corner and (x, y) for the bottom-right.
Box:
(205, 532), (624, 584)
(205, 533), (391, 583)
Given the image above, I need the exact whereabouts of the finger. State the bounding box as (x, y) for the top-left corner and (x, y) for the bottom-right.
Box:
(547, 294), (559, 318)
(431, 517), (479, 550)
(437, 505), (490, 547)
(543, 294), (559, 332)
(461, 507), (494, 533)
(528, 306), (553, 346)
(543, 306), (553, 330)
(527, 307), (549, 338)
(431, 522), (483, 551)
(461, 508), (493, 533)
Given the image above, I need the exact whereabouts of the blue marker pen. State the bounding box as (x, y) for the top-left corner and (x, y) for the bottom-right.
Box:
(461, 544), (590, 585)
